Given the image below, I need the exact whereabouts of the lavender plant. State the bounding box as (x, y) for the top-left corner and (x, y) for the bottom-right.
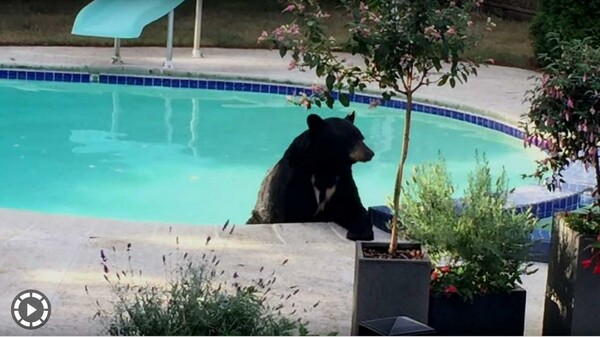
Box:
(86, 223), (316, 336)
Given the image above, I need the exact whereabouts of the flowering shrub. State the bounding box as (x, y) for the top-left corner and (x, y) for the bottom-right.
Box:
(564, 210), (600, 274)
(400, 156), (536, 301)
(522, 35), (600, 193)
(522, 35), (600, 275)
(259, 0), (483, 253)
(582, 233), (600, 274)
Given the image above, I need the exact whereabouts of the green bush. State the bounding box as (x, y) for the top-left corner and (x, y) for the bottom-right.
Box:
(530, 0), (600, 63)
(398, 155), (537, 301)
(90, 245), (310, 336)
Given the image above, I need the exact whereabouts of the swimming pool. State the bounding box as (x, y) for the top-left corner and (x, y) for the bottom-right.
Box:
(0, 78), (542, 225)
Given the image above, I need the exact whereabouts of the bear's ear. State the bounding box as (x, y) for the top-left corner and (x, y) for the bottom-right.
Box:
(307, 114), (325, 133)
(345, 111), (356, 124)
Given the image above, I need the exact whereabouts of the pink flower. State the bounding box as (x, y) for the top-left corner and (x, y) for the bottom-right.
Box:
(288, 60), (297, 70)
(444, 285), (458, 295)
(359, 1), (368, 12)
(549, 86), (564, 99)
(370, 13), (381, 23)
(440, 266), (451, 273)
(310, 83), (326, 95)
(567, 97), (575, 109)
(583, 73), (588, 82)
(282, 4), (295, 13)
(446, 26), (457, 36)
(369, 99), (381, 109)
(476, 0), (484, 7)
(431, 270), (440, 281)
(299, 96), (311, 109)
(257, 31), (269, 43)
(289, 23), (301, 35)
(274, 26), (286, 41)
(541, 74), (549, 86)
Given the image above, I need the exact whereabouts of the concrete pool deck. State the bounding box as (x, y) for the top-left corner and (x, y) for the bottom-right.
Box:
(0, 46), (548, 335)
(0, 46), (539, 125)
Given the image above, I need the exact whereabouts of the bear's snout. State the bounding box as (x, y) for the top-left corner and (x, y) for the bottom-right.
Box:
(349, 141), (374, 163)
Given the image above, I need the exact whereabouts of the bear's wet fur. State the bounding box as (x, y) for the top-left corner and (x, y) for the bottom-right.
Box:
(247, 112), (375, 241)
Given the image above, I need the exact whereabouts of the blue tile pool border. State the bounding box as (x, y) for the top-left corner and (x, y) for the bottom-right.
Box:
(0, 68), (525, 141)
(1, 68), (590, 262)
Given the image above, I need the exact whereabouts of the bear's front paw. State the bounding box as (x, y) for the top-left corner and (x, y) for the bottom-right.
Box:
(346, 230), (374, 241)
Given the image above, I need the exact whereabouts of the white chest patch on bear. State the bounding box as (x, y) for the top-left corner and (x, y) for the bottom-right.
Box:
(311, 175), (338, 216)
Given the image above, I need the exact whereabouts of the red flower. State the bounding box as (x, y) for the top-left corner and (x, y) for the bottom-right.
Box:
(440, 266), (451, 273)
(444, 285), (458, 295)
(431, 270), (440, 281)
(582, 258), (593, 269)
(594, 264), (600, 275)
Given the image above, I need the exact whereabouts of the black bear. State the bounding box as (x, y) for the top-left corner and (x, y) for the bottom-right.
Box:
(247, 112), (375, 241)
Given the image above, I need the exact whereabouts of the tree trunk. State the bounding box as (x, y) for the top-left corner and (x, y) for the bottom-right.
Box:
(389, 91), (413, 254)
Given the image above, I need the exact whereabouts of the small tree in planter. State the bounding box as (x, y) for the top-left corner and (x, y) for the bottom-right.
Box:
(258, 0), (483, 330)
(522, 35), (600, 335)
(400, 156), (537, 335)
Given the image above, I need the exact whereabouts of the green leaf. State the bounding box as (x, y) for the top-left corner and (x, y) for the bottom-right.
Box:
(326, 95), (334, 109)
(339, 93), (350, 107)
(279, 45), (288, 58)
(325, 74), (336, 91)
(449, 77), (456, 88)
(316, 65), (325, 77)
(314, 100), (322, 108)
(438, 75), (448, 86)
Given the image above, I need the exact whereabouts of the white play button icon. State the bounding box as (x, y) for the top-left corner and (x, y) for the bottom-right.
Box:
(26, 303), (37, 317)
(11, 289), (51, 330)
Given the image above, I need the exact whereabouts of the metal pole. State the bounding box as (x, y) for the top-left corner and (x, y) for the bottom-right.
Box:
(111, 91), (120, 140)
(112, 38), (122, 64)
(189, 98), (199, 157)
(165, 98), (173, 143)
(163, 10), (175, 69)
(192, 0), (203, 57)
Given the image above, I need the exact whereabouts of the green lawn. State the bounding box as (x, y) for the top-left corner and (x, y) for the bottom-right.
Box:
(0, 0), (536, 69)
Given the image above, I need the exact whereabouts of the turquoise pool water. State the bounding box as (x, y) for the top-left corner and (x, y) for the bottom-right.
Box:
(0, 80), (542, 225)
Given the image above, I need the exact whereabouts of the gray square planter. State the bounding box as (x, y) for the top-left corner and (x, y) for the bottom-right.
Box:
(543, 213), (600, 335)
(351, 241), (431, 335)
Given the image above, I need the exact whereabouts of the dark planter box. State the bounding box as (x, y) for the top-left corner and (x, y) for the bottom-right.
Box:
(543, 214), (600, 335)
(351, 242), (431, 335)
(428, 286), (526, 336)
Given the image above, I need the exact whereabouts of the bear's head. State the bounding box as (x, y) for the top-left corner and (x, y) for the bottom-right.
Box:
(287, 112), (374, 171)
